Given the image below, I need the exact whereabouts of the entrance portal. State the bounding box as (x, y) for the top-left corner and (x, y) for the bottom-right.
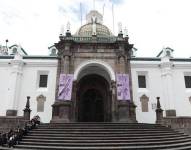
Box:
(80, 89), (104, 122)
(77, 74), (111, 122)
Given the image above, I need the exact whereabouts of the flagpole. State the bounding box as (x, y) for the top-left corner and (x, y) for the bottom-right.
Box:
(93, 0), (95, 10)
(80, 3), (82, 26)
(112, 3), (115, 34)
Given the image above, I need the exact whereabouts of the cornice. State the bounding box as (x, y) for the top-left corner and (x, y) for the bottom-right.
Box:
(24, 61), (58, 67)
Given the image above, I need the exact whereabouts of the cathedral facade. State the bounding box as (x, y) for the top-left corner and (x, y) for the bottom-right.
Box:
(1, 10), (191, 123)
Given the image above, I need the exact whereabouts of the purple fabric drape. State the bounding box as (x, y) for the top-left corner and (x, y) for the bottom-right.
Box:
(116, 74), (130, 100)
(58, 74), (73, 100)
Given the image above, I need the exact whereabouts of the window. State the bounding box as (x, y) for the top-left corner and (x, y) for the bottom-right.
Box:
(39, 75), (48, 88)
(12, 48), (17, 54)
(184, 76), (191, 88)
(140, 95), (149, 112)
(189, 96), (191, 104)
(37, 95), (46, 112)
(138, 75), (146, 88)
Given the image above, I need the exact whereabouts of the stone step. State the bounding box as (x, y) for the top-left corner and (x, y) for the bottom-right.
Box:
(26, 132), (183, 137)
(19, 138), (191, 146)
(29, 130), (175, 135)
(24, 134), (189, 140)
(22, 136), (191, 143)
(40, 123), (165, 127)
(12, 123), (191, 150)
(34, 128), (171, 132)
(41, 123), (164, 126)
(15, 141), (191, 150)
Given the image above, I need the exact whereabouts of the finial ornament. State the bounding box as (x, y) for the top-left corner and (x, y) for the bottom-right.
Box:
(66, 22), (70, 32)
(92, 16), (97, 36)
(124, 27), (128, 37)
(118, 22), (122, 34)
(60, 25), (65, 35)
(156, 97), (161, 109)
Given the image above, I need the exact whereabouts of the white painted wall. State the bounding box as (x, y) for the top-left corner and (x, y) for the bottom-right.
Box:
(0, 59), (12, 115)
(0, 57), (57, 123)
(131, 58), (191, 123)
(18, 59), (57, 123)
(1, 56), (191, 124)
(131, 60), (163, 123)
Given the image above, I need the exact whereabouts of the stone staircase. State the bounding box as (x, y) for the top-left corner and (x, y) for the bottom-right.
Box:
(15, 123), (191, 150)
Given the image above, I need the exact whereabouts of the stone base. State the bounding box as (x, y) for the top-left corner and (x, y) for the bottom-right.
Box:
(118, 101), (130, 122)
(166, 109), (176, 117)
(50, 101), (72, 123)
(6, 109), (17, 116)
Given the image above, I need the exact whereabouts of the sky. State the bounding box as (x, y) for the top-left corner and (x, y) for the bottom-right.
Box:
(0, 0), (191, 57)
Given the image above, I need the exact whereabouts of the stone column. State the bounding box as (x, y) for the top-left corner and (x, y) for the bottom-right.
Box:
(156, 97), (164, 124)
(111, 81), (117, 122)
(51, 53), (73, 123)
(161, 56), (176, 117)
(129, 101), (137, 122)
(63, 55), (70, 73)
(6, 54), (24, 116)
(23, 96), (31, 121)
(71, 81), (77, 122)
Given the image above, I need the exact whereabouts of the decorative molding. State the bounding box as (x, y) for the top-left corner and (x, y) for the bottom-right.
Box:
(74, 59), (116, 81)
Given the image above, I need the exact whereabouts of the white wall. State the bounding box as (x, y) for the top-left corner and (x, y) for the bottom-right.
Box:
(131, 60), (163, 123)
(18, 59), (57, 123)
(171, 62), (191, 117)
(0, 59), (12, 115)
(0, 57), (57, 123)
(1, 56), (191, 124)
(131, 59), (191, 123)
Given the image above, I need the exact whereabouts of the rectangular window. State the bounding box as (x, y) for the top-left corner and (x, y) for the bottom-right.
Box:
(184, 76), (191, 88)
(39, 75), (48, 88)
(138, 75), (146, 88)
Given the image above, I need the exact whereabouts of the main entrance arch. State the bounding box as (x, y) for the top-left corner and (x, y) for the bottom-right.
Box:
(74, 60), (114, 122)
(77, 74), (110, 122)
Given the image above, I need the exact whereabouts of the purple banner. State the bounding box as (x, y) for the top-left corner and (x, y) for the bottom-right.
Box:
(58, 74), (73, 100)
(116, 74), (130, 100)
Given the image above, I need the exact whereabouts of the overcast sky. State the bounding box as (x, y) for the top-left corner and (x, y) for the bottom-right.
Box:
(0, 0), (191, 57)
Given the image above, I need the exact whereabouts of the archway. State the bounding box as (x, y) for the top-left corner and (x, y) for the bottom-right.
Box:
(80, 89), (104, 122)
(77, 74), (111, 122)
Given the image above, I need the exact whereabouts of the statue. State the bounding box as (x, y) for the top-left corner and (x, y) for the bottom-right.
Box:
(66, 22), (70, 32)
(124, 27), (128, 37)
(118, 22), (122, 34)
(92, 16), (97, 35)
(60, 25), (64, 35)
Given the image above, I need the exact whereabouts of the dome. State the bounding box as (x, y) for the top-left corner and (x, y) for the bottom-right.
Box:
(75, 10), (113, 37)
(76, 23), (113, 37)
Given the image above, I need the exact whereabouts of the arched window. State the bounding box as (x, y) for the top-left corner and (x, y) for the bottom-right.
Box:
(189, 96), (191, 104)
(37, 95), (46, 112)
(140, 95), (149, 112)
(50, 48), (57, 56)
(12, 48), (17, 54)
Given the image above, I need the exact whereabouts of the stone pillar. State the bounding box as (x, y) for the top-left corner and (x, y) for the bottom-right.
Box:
(118, 101), (130, 122)
(6, 54), (24, 116)
(51, 101), (71, 123)
(23, 96), (31, 121)
(63, 55), (70, 73)
(161, 56), (176, 117)
(71, 81), (77, 122)
(111, 81), (117, 122)
(51, 48), (73, 123)
(129, 101), (137, 122)
(156, 97), (163, 124)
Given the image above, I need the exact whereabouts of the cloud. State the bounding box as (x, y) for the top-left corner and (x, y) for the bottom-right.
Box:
(110, 0), (124, 5)
(58, 6), (67, 14)
(0, 0), (191, 57)
(0, 8), (23, 25)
